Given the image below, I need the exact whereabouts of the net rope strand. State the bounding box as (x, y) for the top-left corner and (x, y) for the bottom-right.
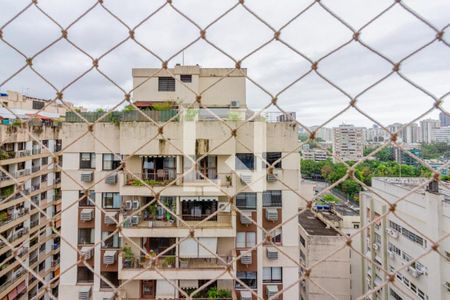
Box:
(0, 0), (448, 299)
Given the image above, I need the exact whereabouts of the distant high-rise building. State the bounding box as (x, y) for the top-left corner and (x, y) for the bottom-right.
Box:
(419, 119), (440, 144)
(332, 124), (364, 162)
(0, 91), (64, 299)
(431, 126), (450, 143)
(360, 178), (450, 300)
(439, 112), (450, 127)
(309, 126), (333, 142)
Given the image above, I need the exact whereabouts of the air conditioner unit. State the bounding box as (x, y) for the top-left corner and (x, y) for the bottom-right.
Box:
(266, 285), (279, 300)
(240, 251), (252, 265)
(230, 100), (240, 108)
(80, 209), (94, 222)
(386, 228), (399, 239)
(240, 174), (252, 185)
(80, 247), (93, 260)
(372, 243), (379, 251)
(240, 291), (252, 300)
(80, 173), (94, 183)
(265, 208), (278, 222)
(125, 201), (132, 210)
(103, 251), (116, 265)
(132, 200), (140, 209)
(408, 266), (423, 278)
(266, 173), (278, 182)
(131, 215), (140, 225)
(266, 247), (278, 260)
(240, 212), (253, 225)
(218, 202), (231, 212)
(105, 174), (117, 185)
(79, 287), (92, 300)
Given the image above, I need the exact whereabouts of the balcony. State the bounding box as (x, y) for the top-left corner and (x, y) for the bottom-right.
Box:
(0, 207), (28, 227)
(124, 172), (177, 187)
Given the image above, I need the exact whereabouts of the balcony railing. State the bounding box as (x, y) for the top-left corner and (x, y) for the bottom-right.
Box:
(0, 208), (29, 226)
(122, 255), (231, 270)
(124, 172), (177, 186)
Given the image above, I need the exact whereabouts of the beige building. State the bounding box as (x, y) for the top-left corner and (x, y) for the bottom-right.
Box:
(0, 90), (79, 115)
(59, 66), (302, 300)
(332, 124), (364, 162)
(360, 178), (450, 300)
(298, 210), (351, 300)
(0, 95), (63, 299)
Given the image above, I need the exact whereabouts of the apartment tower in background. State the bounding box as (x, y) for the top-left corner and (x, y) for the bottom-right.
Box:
(332, 124), (365, 162)
(0, 92), (66, 299)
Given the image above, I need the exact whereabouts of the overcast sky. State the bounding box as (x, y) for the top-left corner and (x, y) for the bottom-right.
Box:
(0, 0), (449, 127)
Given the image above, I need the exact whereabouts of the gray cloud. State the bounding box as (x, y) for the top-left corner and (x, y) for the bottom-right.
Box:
(0, 0), (449, 126)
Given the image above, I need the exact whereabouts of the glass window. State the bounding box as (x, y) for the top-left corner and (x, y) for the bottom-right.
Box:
(236, 153), (255, 170)
(79, 190), (95, 206)
(236, 272), (257, 289)
(78, 228), (94, 244)
(263, 152), (282, 168)
(102, 154), (121, 170)
(158, 77), (175, 91)
(77, 266), (93, 283)
(80, 153), (95, 169)
(263, 267), (282, 282)
(263, 190), (282, 207)
(236, 232), (256, 248)
(102, 193), (121, 209)
(236, 193), (256, 209)
(180, 74), (192, 83)
(101, 232), (121, 248)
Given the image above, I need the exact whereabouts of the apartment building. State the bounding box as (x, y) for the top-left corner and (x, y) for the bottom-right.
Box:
(0, 92), (64, 300)
(302, 149), (328, 161)
(360, 177), (450, 300)
(59, 65), (302, 300)
(419, 119), (440, 144)
(431, 126), (450, 143)
(332, 124), (364, 162)
(298, 210), (351, 300)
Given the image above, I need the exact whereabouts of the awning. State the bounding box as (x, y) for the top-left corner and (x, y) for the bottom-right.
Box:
(198, 237), (218, 258)
(180, 196), (199, 202)
(155, 280), (176, 298)
(179, 238), (198, 258)
(199, 196), (218, 202)
(266, 285), (278, 293)
(179, 280), (199, 289)
(7, 288), (17, 300)
(16, 281), (26, 293)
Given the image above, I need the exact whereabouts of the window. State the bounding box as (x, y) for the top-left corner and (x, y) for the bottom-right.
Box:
(79, 190), (95, 206)
(300, 235), (306, 247)
(263, 152), (282, 168)
(158, 77), (175, 91)
(102, 154), (121, 170)
(266, 228), (282, 244)
(236, 272), (257, 289)
(389, 220), (426, 247)
(42, 140), (49, 147)
(263, 190), (282, 207)
(353, 223), (359, 229)
(77, 266), (93, 283)
(78, 228), (94, 244)
(102, 192), (121, 209)
(236, 153), (255, 170)
(32, 101), (45, 110)
(100, 272), (119, 288)
(236, 193), (256, 209)
(101, 232), (121, 248)
(388, 243), (401, 256)
(197, 155), (217, 179)
(42, 157), (48, 165)
(17, 162), (25, 170)
(17, 142), (25, 151)
(180, 74), (192, 83)
(80, 153), (95, 169)
(389, 288), (403, 300)
(263, 267), (282, 283)
(236, 232), (256, 248)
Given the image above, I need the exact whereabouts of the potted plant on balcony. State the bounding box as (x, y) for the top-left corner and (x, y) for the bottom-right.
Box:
(225, 175), (232, 187)
(122, 245), (134, 268)
(0, 211), (8, 223)
(147, 203), (157, 220)
(162, 256), (175, 268)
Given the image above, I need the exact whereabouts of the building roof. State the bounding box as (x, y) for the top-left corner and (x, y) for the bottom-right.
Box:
(299, 210), (340, 236)
(333, 204), (359, 216)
